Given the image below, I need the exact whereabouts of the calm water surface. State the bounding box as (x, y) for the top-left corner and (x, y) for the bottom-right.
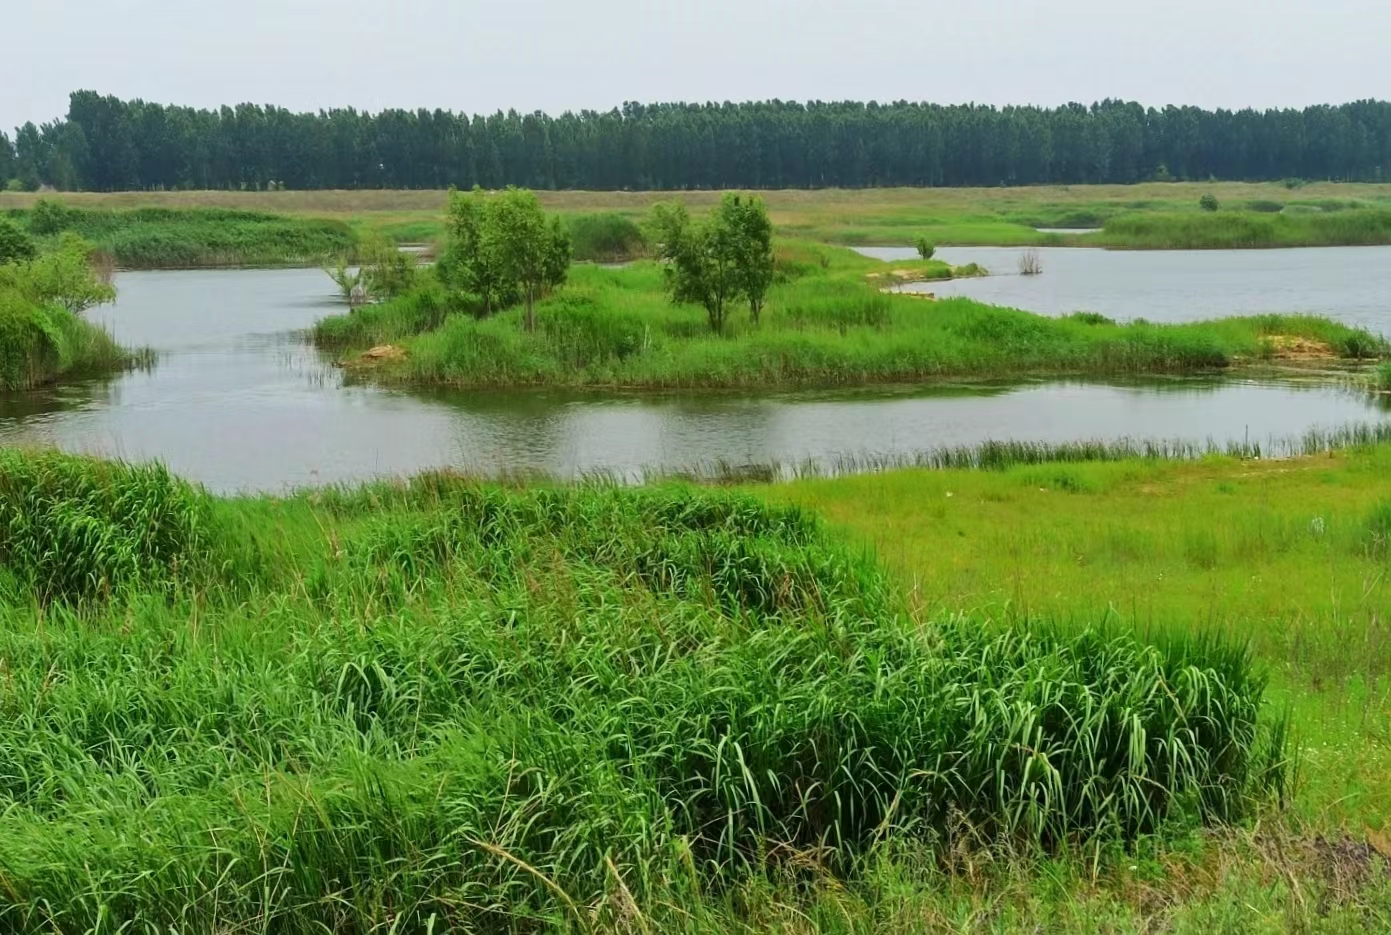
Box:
(0, 267), (1385, 493)
(857, 244), (1391, 331)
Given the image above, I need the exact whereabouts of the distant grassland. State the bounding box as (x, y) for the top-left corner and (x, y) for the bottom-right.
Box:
(1, 204), (357, 269)
(1095, 208), (1391, 249)
(7, 181), (1391, 250)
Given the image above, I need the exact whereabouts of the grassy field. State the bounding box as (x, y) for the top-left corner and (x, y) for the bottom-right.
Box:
(758, 444), (1391, 931)
(0, 445), (1383, 931)
(316, 241), (1385, 390)
(0, 448), (1298, 932)
(7, 181), (1391, 250)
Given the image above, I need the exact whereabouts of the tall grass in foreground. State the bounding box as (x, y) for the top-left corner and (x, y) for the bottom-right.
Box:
(0, 450), (1282, 932)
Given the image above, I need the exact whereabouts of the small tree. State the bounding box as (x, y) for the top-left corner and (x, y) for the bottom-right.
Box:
(483, 187), (571, 332)
(725, 194), (774, 326)
(1199, 194), (1220, 212)
(652, 201), (743, 334)
(915, 237), (935, 260)
(438, 186), (512, 317)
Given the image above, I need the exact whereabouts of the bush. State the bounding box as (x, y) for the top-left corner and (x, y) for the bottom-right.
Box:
(1199, 194), (1220, 212)
(0, 217), (37, 266)
(28, 198), (73, 236)
(567, 213), (647, 262)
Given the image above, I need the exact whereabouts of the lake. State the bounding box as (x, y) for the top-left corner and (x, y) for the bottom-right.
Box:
(0, 266), (1386, 493)
(856, 244), (1391, 331)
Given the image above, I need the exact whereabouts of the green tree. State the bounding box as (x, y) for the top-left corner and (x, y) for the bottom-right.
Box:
(725, 194), (774, 325)
(915, 237), (936, 260)
(1199, 193), (1220, 212)
(482, 187), (571, 332)
(438, 186), (513, 317)
(651, 200), (744, 334)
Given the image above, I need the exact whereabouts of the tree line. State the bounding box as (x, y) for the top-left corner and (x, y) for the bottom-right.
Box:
(3, 91), (1391, 192)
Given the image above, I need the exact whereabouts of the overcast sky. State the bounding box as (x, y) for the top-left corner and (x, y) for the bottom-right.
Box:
(5, 0), (1389, 131)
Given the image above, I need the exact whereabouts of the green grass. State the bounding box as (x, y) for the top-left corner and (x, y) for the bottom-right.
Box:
(317, 242), (1386, 390)
(1091, 208), (1391, 249)
(0, 449), (1289, 932)
(0, 288), (147, 390)
(4, 203), (359, 269)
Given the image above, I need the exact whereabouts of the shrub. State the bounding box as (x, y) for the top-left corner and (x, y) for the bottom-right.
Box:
(0, 217), (37, 266)
(1199, 194), (1220, 212)
(567, 213), (647, 262)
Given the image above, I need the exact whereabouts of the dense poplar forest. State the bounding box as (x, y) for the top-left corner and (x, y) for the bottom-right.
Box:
(3, 91), (1390, 192)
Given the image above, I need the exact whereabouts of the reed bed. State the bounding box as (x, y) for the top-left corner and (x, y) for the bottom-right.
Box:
(4, 204), (358, 269)
(0, 450), (1282, 932)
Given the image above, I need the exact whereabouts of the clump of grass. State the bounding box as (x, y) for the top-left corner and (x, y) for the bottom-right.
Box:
(0, 455), (1281, 931)
(0, 451), (212, 604)
(0, 289), (147, 390)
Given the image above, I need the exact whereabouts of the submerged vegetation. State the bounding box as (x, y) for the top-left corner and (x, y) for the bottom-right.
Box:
(3, 199), (357, 268)
(0, 221), (145, 390)
(0, 448), (1292, 931)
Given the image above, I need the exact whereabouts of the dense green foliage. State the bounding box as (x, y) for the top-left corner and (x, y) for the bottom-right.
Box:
(0, 217), (37, 265)
(4, 201), (357, 268)
(318, 243), (1384, 388)
(0, 449), (1281, 931)
(437, 187), (571, 329)
(0, 230), (140, 389)
(5, 91), (1391, 192)
(652, 194), (776, 331)
(1096, 207), (1391, 248)
(566, 212), (647, 262)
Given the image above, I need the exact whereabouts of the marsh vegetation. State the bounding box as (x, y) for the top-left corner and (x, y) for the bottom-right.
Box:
(0, 217), (146, 389)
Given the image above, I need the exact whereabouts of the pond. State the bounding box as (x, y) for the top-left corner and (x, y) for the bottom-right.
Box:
(0, 268), (1385, 493)
(857, 244), (1391, 331)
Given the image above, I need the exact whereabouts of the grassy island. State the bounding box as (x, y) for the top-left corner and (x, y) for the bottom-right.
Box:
(316, 238), (1385, 391)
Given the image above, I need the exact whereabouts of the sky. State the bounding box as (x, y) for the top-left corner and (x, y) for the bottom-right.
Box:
(4, 0), (1391, 131)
